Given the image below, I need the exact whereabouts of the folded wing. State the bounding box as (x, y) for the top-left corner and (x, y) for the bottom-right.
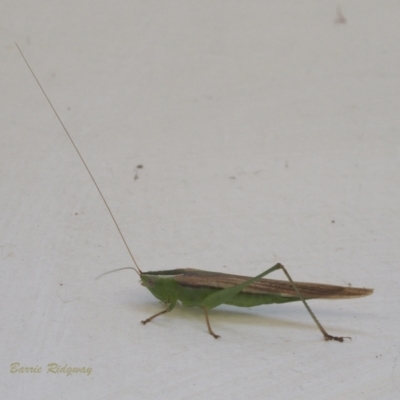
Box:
(175, 269), (373, 299)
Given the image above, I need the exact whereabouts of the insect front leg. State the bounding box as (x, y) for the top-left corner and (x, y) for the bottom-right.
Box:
(141, 300), (177, 325)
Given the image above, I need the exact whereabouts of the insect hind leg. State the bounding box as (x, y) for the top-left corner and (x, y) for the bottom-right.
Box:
(274, 263), (350, 342)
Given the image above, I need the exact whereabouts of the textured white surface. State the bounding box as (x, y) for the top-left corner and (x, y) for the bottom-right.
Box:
(1, 1), (399, 399)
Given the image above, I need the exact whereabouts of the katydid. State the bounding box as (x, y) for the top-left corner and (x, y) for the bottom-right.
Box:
(17, 43), (373, 342)
(98, 265), (372, 341)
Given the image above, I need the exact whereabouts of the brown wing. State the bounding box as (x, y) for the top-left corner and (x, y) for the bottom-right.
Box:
(175, 269), (373, 299)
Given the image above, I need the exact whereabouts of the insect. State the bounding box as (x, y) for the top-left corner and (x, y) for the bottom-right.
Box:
(16, 43), (373, 342)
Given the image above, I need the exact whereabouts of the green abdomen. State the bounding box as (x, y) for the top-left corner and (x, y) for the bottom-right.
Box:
(176, 285), (300, 308)
(225, 291), (300, 307)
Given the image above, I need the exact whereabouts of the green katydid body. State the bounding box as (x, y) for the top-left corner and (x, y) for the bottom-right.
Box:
(141, 268), (372, 309)
(142, 270), (299, 308)
(140, 265), (373, 340)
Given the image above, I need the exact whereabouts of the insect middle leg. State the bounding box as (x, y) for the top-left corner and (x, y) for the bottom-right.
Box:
(203, 307), (220, 339)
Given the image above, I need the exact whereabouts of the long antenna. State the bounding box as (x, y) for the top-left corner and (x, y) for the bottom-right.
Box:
(16, 43), (142, 274)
